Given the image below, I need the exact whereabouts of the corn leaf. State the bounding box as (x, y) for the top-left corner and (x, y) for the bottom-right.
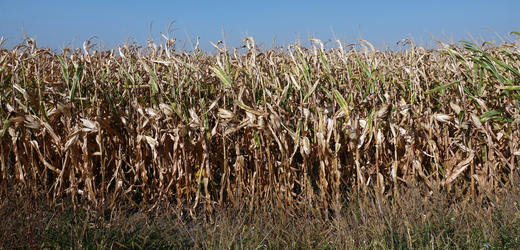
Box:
(425, 81), (458, 94)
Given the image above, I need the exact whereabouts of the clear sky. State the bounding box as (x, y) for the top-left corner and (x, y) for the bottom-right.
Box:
(1, 0), (519, 52)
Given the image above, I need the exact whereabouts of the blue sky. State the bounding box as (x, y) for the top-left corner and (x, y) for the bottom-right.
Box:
(1, 0), (519, 52)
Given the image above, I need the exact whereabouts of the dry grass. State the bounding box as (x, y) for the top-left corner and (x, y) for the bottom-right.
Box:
(0, 31), (520, 247)
(1, 179), (519, 249)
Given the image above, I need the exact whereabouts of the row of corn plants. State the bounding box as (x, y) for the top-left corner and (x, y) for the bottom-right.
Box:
(0, 34), (519, 216)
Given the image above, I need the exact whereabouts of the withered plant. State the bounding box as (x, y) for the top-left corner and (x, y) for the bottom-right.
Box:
(0, 33), (519, 217)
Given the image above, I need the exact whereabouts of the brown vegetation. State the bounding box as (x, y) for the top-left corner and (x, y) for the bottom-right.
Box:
(0, 33), (519, 220)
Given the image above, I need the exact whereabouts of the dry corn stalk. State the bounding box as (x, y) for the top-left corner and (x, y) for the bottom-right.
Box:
(0, 34), (518, 213)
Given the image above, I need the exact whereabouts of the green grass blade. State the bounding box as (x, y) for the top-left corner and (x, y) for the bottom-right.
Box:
(320, 51), (331, 74)
(115, 60), (135, 85)
(171, 57), (198, 71)
(70, 64), (83, 102)
(200, 99), (209, 137)
(295, 49), (311, 88)
(0, 57), (7, 75)
(303, 80), (320, 103)
(424, 81), (458, 95)
(320, 85), (333, 102)
(57, 55), (70, 86)
(140, 59), (160, 95)
(211, 65), (231, 88)
(333, 89), (350, 121)
(354, 54), (371, 80)
(0, 113), (11, 137)
(487, 55), (520, 78)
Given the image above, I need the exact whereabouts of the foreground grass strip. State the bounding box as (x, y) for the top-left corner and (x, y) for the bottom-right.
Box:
(1, 183), (519, 249)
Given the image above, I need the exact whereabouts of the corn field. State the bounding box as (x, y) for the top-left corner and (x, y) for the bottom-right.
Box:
(1, 34), (519, 215)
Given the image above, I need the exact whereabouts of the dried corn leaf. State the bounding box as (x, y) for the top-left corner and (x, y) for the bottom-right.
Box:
(442, 152), (475, 186)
